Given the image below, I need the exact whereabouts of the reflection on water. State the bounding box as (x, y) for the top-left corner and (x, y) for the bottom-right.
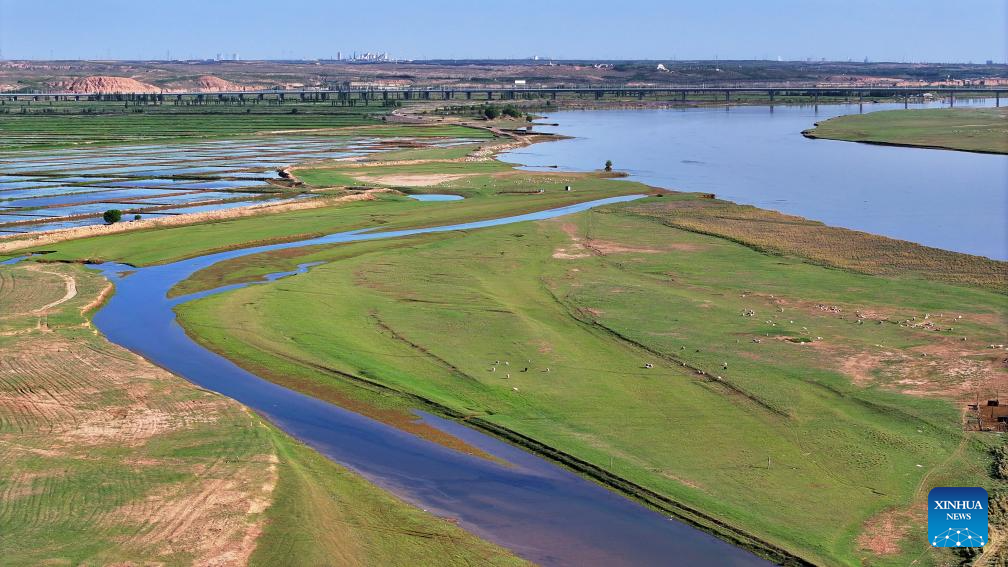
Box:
(505, 101), (1007, 260)
(91, 195), (766, 567)
(408, 193), (464, 201)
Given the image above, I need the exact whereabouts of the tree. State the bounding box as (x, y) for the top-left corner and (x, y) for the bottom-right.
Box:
(604, 160), (613, 172)
(483, 105), (501, 120)
(103, 209), (122, 224)
(133, 214), (142, 221)
(501, 105), (522, 118)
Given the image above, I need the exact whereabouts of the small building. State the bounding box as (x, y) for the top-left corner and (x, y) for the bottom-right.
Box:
(969, 398), (1008, 432)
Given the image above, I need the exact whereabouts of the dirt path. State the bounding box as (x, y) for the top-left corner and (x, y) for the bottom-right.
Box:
(914, 409), (970, 503)
(29, 267), (77, 314)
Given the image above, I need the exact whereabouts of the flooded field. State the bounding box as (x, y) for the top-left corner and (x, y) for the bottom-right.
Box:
(0, 136), (478, 234)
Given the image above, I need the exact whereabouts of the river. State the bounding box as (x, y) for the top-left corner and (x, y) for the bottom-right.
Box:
(90, 196), (767, 567)
(82, 100), (1007, 565)
(503, 100), (1007, 260)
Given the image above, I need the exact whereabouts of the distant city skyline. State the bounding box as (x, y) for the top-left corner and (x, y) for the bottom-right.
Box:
(2, 0), (1004, 63)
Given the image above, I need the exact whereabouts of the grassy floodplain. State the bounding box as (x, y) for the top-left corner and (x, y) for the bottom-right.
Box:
(0, 238), (527, 563)
(12, 117), (1008, 565)
(169, 202), (1006, 565)
(804, 107), (1008, 154)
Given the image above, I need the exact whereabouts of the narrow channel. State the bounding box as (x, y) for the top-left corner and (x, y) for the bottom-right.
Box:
(91, 195), (768, 567)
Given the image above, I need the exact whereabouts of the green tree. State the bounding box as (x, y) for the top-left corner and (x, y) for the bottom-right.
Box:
(501, 105), (522, 118)
(483, 105), (501, 119)
(604, 160), (613, 172)
(103, 209), (122, 224)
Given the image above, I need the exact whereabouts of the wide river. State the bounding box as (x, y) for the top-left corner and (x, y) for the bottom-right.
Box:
(504, 100), (1008, 260)
(90, 197), (767, 567)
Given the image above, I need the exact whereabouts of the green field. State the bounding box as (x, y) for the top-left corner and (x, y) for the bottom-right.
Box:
(805, 108), (1008, 154)
(0, 261), (524, 566)
(15, 125), (1008, 565)
(164, 192), (1005, 566)
(35, 163), (646, 268)
(0, 102), (491, 151)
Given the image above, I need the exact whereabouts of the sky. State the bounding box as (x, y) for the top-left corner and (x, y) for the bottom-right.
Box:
(1, 0), (1004, 63)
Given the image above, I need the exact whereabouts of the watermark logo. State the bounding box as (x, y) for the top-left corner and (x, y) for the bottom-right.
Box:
(928, 487), (988, 548)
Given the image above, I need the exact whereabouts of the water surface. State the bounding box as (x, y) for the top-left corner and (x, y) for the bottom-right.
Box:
(408, 193), (464, 201)
(504, 101), (1007, 259)
(91, 195), (765, 566)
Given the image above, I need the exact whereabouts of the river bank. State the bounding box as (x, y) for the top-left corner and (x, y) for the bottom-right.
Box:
(502, 100), (1007, 260)
(0, 261), (526, 566)
(10, 116), (1006, 566)
(165, 179), (1005, 566)
(802, 107), (1008, 154)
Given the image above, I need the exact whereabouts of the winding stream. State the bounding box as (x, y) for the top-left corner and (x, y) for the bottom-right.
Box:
(90, 195), (766, 566)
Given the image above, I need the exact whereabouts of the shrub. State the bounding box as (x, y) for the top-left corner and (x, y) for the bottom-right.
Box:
(103, 209), (122, 224)
(501, 105), (522, 118)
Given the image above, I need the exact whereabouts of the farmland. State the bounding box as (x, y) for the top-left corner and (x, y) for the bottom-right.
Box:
(6, 112), (1007, 565)
(0, 101), (490, 151)
(804, 107), (1008, 154)
(24, 140), (1000, 565)
(0, 260), (525, 565)
(33, 159), (647, 268)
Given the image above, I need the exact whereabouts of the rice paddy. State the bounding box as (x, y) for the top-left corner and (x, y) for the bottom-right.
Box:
(0, 134), (487, 236)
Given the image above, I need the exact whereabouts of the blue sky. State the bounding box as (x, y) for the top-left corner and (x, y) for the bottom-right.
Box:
(2, 0), (1004, 62)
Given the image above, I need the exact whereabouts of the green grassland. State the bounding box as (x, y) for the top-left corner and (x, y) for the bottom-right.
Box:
(624, 197), (1006, 291)
(362, 142), (483, 162)
(252, 419), (526, 567)
(34, 164), (647, 267)
(153, 177), (1005, 567)
(0, 261), (525, 566)
(27, 145), (1008, 564)
(805, 108), (1008, 154)
(17, 127), (1008, 564)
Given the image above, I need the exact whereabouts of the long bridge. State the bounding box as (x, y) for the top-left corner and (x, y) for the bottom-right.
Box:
(0, 85), (1003, 106)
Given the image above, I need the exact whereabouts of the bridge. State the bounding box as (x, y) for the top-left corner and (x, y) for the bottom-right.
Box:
(0, 85), (1003, 107)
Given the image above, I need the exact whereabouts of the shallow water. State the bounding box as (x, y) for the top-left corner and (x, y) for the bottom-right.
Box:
(2, 188), (191, 208)
(0, 136), (478, 232)
(408, 193), (464, 201)
(91, 195), (765, 566)
(503, 101), (1008, 260)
